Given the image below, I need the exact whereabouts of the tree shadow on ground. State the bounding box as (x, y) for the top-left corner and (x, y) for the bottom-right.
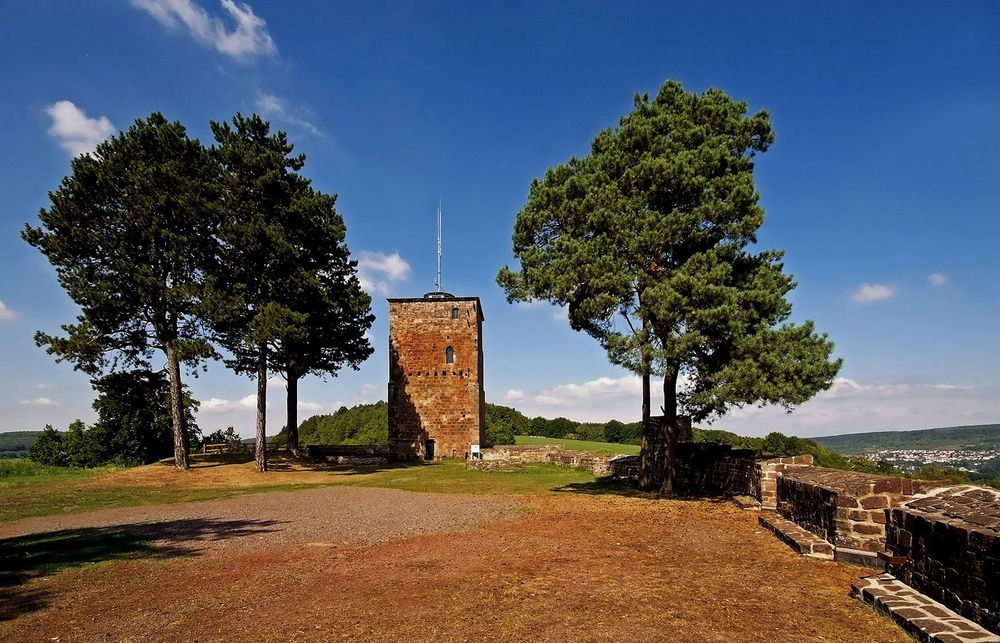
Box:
(0, 516), (284, 622)
(553, 476), (732, 504)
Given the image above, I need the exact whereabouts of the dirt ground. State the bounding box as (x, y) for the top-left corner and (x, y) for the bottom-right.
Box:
(0, 480), (909, 643)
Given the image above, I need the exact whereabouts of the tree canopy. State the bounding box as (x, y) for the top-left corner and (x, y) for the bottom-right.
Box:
(22, 113), (221, 470)
(498, 80), (841, 491)
(206, 114), (373, 469)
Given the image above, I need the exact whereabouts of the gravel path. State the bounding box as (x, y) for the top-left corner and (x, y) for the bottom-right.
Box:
(0, 486), (524, 554)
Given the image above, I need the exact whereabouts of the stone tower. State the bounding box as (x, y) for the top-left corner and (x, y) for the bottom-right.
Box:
(387, 293), (485, 460)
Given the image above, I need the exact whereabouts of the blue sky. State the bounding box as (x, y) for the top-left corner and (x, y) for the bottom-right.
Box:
(1, 1), (998, 437)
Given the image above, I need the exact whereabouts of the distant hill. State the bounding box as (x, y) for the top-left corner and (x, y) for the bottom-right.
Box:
(0, 431), (42, 459)
(814, 424), (1000, 454)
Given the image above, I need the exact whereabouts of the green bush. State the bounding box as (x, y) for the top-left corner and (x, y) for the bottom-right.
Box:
(27, 425), (68, 467)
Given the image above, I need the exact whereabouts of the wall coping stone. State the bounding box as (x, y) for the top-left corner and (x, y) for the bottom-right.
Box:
(781, 467), (945, 496)
(852, 573), (1000, 642)
(899, 485), (1000, 535)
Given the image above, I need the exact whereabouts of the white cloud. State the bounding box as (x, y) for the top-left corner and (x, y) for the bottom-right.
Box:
(498, 372), (1000, 438)
(20, 397), (60, 407)
(201, 397), (237, 412)
(719, 379), (1000, 438)
(507, 375), (647, 422)
(357, 251), (411, 295)
(850, 283), (895, 303)
(928, 273), (948, 287)
(266, 376), (285, 389)
(255, 93), (321, 137)
(130, 0), (276, 61)
(298, 401), (323, 412)
(200, 394), (264, 412)
(35, 383), (53, 390)
(0, 300), (17, 321)
(45, 101), (115, 156)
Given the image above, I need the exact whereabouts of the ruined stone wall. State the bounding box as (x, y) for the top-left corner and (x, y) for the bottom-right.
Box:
(777, 468), (942, 552)
(753, 456), (815, 510)
(305, 444), (388, 465)
(607, 443), (761, 496)
(472, 445), (615, 476)
(676, 443), (757, 495)
(387, 297), (484, 460)
(885, 486), (1000, 633)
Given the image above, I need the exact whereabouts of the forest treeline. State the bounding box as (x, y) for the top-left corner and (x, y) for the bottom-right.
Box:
(285, 402), (853, 468)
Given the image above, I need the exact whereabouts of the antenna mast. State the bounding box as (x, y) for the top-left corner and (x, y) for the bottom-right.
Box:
(435, 200), (443, 292)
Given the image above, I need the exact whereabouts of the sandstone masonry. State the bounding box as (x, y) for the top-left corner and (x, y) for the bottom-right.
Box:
(387, 294), (485, 460)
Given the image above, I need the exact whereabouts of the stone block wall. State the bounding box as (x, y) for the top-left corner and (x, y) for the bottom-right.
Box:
(304, 444), (389, 465)
(753, 455), (815, 510)
(607, 443), (761, 496)
(387, 296), (485, 460)
(676, 443), (757, 495)
(471, 444), (614, 475)
(885, 485), (1000, 633)
(777, 468), (942, 552)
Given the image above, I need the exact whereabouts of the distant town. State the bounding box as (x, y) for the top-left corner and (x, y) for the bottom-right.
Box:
(868, 447), (1000, 474)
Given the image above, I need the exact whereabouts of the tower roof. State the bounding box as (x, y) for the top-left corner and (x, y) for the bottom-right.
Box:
(387, 295), (485, 322)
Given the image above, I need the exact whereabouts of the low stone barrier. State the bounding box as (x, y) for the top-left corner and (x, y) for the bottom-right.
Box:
(607, 443), (773, 497)
(753, 455), (815, 509)
(304, 444), (389, 465)
(470, 444), (615, 475)
(885, 485), (1000, 634)
(777, 467), (943, 553)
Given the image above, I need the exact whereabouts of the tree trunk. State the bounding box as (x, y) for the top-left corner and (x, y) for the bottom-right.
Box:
(637, 316), (661, 490)
(164, 339), (190, 471)
(255, 342), (268, 472)
(660, 367), (680, 495)
(285, 369), (300, 457)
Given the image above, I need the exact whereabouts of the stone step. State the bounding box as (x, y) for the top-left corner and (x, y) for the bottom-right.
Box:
(732, 495), (761, 510)
(852, 574), (1000, 642)
(758, 512), (834, 559)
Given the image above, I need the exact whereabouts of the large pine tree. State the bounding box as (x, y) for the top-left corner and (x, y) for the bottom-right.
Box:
(23, 113), (221, 470)
(498, 81), (842, 492)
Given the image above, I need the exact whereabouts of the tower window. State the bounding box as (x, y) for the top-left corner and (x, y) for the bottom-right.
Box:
(445, 346), (455, 364)
(451, 307), (460, 319)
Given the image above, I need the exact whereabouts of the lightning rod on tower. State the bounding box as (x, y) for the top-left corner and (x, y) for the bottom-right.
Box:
(435, 200), (443, 292)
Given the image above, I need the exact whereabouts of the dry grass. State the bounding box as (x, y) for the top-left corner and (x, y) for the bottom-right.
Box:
(0, 459), (908, 642)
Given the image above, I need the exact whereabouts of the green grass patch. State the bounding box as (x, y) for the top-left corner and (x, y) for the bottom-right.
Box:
(0, 457), (597, 524)
(345, 459), (595, 495)
(0, 459), (118, 480)
(514, 435), (640, 456)
(0, 479), (331, 525)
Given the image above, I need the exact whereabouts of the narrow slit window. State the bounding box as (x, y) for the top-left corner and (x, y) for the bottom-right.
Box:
(445, 346), (455, 364)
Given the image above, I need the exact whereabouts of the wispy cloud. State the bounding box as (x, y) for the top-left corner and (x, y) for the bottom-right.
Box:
(130, 0), (276, 61)
(201, 394), (262, 412)
(0, 300), (17, 321)
(255, 93), (321, 137)
(45, 101), (115, 156)
(504, 373), (1000, 437)
(298, 401), (323, 412)
(357, 251), (411, 295)
(851, 282), (895, 303)
(507, 375), (645, 420)
(928, 273), (948, 287)
(724, 378), (1000, 437)
(20, 397), (60, 407)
